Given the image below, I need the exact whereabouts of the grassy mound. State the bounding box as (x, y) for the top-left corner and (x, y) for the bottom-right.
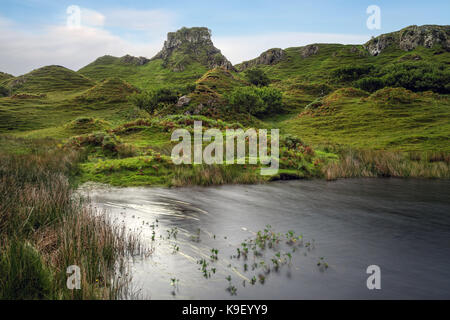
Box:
(5, 65), (94, 94)
(64, 117), (111, 134)
(367, 87), (418, 104)
(322, 87), (369, 106)
(186, 67), (247, 107)
(76, 78), (139, 103)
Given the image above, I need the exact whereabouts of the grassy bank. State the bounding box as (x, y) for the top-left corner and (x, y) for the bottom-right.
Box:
(0, 142), (142, 299)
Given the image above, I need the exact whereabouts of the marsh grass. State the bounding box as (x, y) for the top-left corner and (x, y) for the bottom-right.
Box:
(0, 143), (142, 299)
(323, 149), (450, 180)
(170, 164), (263, 187)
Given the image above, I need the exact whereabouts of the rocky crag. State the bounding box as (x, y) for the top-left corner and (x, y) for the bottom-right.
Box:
(152, 27), (234, 72)
(364, 25), (450, 56)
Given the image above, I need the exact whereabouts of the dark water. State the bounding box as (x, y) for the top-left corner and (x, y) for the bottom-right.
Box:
(82, 178), (450, 299)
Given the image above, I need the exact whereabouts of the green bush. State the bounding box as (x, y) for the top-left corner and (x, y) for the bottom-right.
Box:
(130, 87), (180, 115)
(331, 65), (375, 82)
(282, 134), (304, 149)
(228, 86), (265, 115)
(228, 86), (283, 116)
(355, 77), (385, 92)
(379, 62), (450, 93)
(245, 69), (270, 87)
(0, 85), (9, 97)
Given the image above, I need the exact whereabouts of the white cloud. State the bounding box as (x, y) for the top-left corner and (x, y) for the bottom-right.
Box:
(214, 32), (371, 65)
(0, 19), (163, 76)
(0, 10), (371, 76)
(80, 8), (106, 28)
(104, 9), (176, 33)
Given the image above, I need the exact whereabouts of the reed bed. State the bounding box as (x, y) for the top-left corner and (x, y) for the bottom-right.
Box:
(0, 145), (142, 299)
(323, 149), (450, 180)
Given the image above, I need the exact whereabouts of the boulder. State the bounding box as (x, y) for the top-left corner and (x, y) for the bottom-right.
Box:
(176, 95), (191, 107)
(300, 45), (319, 58)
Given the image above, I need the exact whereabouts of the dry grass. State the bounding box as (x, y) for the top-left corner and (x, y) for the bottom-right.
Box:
(323, 149), (450, 180)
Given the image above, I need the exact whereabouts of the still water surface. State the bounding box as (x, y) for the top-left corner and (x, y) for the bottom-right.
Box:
(82, 178), (450, 299)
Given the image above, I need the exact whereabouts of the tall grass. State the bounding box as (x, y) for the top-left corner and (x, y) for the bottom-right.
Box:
(0, 145), (142, 299)
(323, 149), (450, 180)
(171, 164), (263, 187)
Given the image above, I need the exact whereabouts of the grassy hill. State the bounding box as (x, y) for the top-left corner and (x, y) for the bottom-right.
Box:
(78, 56), (206, 89)
(1, 24), (449, 184)
(4, 65), (94, 95)
(0, 71), (13, 84)
(281, 87), (450, 152)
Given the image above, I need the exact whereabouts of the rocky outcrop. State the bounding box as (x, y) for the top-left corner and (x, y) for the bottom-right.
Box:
(364, 25), (450, 56)
(119, 54), (150, 66)
(235, 48), (285, 71)
(300, 44), (319, 58)
(152, 27), (234, 72)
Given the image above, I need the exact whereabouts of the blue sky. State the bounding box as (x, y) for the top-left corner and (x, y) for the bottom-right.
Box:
(0, 0), (449, 75)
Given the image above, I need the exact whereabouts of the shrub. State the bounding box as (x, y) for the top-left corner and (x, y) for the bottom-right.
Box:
(0, 85), (9, 97)
(228, 86), (283, 116)
(331, 65), (375, 82)
(258, 87), (283, 114)
(282, 134), (304, 149)
(130, 87), (180, 115)
(378, 62), (450, 93)
(245, 69), (270, 87)
(228, 86), (265, 115)
(355, 77), (385, 93)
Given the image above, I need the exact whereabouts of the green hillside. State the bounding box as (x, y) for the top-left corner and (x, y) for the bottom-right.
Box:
(1, 24), (449, 184)
(78, 56), (207, 89)
(4, 65), (94, 94)
(0, 71), (13, 83)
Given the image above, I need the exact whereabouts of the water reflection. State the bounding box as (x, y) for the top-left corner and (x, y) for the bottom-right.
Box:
(81, 178), (450, 299)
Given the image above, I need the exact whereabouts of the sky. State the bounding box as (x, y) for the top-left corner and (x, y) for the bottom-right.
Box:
(0, 0), (448, 75)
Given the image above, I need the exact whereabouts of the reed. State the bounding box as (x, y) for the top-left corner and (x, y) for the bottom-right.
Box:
(323, 149), (450, 180)
(0, 143), (142, 299)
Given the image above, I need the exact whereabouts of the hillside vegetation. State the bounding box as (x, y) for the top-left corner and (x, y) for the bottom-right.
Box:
(1, 24), (449, 185)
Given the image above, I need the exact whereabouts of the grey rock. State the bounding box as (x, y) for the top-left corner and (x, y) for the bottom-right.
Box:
(119, 54), (150, 66)
(300, 45), (319, 58)
(364, 25), (450, 56)
(235, 48), (285, 71)
(152, 27), (234, 72)
(176, 95), (191, 107)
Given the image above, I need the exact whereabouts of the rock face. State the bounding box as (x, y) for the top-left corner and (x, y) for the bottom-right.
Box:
(364, 25), (450, 56)
(152, 27), (234, 72)
(119, 54), (150, 66)
(300, 45), (319, 58)
(235, 48), (285, 71)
